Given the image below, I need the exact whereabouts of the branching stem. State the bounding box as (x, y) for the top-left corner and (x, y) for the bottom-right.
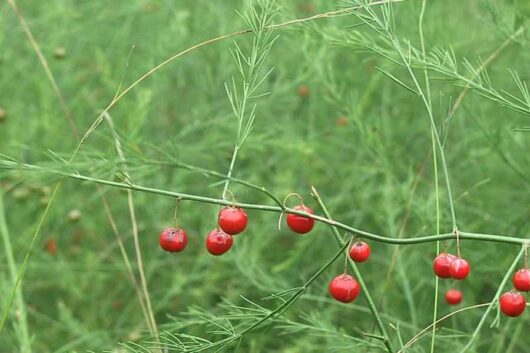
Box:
(4, 162), (528, 246)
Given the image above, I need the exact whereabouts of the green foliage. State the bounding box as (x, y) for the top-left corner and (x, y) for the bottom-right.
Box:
(0, 0), (529, 352)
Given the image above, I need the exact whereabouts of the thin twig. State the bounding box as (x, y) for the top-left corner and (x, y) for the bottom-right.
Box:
(398, 302), (493, 352)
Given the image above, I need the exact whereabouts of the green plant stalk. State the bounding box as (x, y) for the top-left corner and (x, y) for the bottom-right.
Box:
(429, 131), (441, 353)
(0, 190), (32, 352)
(354, 2), (458, 229)
(389, 32), (457, 233)
(459, 246), (525, 353)
(222, 2), (275, 200)
(311, 186), (394, 353)
(105, 114), (159, 344)
(3, 161), (528, 246)
(241, 241), (350, 333)
(221, 145), (240, 200)
(417, 1), (440, 351)
(0, 182), (61, 334)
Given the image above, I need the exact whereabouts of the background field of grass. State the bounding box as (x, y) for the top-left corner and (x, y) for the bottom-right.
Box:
(0, 0), (529, 352)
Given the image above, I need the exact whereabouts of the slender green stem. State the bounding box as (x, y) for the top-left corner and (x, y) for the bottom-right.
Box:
(241, 241), (350, 334)
(459, 246), (525, 353)
(0, 182), (62, 333)
(105, 114), (160, 344)
(391, 41), (457, 231)
(398, 302), (493, 352)
(417, 1), (440, 352)
(356, 2), (457, 230)
(429, 131), (441, 353)
(4, 161), (529, 246)
(311, 186), (395, 353)
(222, 145), (240, 200)
(0, 190), (32, 352)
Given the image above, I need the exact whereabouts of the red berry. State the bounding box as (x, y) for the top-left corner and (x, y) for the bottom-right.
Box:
(286, 205), (315, 234)
(499, 291), (526, 317)
(450, 258), (470, 280)
(329, 274), (361, 303)
(433, 253), (456, 279)
(349, 241), (371, 262)
(218, 207), (248, 235)
(445, 289), (463, 305)
(159, 227), (188, 253)
(513, 269), (530, 292)
(205, 229), (233, 256)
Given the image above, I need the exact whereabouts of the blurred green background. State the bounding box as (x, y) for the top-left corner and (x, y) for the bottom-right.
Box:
(0, 0), (529, 352)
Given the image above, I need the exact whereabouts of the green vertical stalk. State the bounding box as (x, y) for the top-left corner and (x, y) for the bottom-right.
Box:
(459, 246), (525, 353)
(429, 130), (441, 353)
(417, 1), (442, 352)
(312, 187), (395, 353)
(105, 113), (160, 347)
(0, 190), (33, 351)
(0, 182), (61, 334)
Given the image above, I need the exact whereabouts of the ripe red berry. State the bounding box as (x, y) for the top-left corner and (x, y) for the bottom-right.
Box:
(450, 258), (470, 280)
(349, 241), (371, 262)
(159, 227), (188, 253)
(205, 229), (233, 256)
(218, 207), (248, 235)
(513, 269), (530, 292)
(329, 274), (361, 303)
(499, 291), (526, 317)
(433, 253), (456, 279)
(445, 289), (463, 305)
(286, 205), (315, 234)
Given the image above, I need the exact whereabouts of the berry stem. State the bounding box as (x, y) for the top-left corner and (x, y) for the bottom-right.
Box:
(173, 198), (180, 228)
(524, 243), (530, 269)
(344, 236), (354, 274)
(225, 190), (236, 208)
(282, 192), (305, 207)
(455, 229), (461, 258)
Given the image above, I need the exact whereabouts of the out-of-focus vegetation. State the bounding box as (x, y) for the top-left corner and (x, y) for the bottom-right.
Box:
(0, 0), (529, 352)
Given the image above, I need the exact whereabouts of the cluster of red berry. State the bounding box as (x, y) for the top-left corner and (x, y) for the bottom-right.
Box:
(433, 252), (469, 305)
(159, 202), (316, 256)
(434, 252), (529, 317)
(159, 206), (249, 256)
(158, 201), (370, 304)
